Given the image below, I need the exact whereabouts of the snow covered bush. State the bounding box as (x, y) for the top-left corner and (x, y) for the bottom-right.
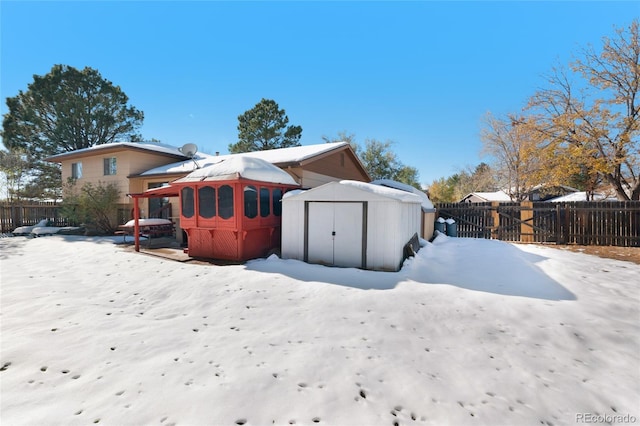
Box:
(61, 180), (120, 235)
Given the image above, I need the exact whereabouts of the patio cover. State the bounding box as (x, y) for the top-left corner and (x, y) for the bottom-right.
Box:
(127, 185), (179, 251)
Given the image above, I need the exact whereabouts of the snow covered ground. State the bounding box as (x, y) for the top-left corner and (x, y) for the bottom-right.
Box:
(1, 234), (638, 426)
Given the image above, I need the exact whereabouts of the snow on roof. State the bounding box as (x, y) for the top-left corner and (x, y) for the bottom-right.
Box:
(283, 180), (422, 204)
(140, 142), (349, 176)
(339, 180), (422, 203)
(238, 142), (349, 164)
(282, 189), (307, 199)
(141, 153), (220, 176)
(47, 141), (188, 160)
(370, 179), (435, 211)
(546, 192), (612, 202)
(172, 156), (298, 185)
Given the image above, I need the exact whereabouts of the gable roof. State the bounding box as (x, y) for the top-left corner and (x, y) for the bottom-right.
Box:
(45, 141), (189, 162)
(530, 183), (580, 193)
(138, 142), (369, 178)
(460, 190), (512, 202)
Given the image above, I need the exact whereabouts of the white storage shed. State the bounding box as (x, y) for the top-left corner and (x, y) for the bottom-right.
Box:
(281, 180), (422, 271)
(370, 179), (437, 241)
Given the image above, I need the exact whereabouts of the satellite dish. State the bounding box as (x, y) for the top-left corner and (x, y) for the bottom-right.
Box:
(179, 143), (198, 158)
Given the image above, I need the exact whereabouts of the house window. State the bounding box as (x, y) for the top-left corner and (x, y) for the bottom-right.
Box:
(71, 162), (83, 179)
(148, 182), (170, 219)
(260, 187), (270, 217)
(104, 157), (117, 175)
(198, 186), (216, 218)
(244, 185), (258, 219)
(181, 187), (195, 218)
(272, 188), (283, 216)
(218, 185), (234, 219)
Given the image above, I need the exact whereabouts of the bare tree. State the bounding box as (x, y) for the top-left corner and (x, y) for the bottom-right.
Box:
(481, 113), (542, 200)
(528, 20), (639, 200)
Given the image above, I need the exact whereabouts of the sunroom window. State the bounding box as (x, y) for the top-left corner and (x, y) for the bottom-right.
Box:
(181, 187), (195, 218)
(244, 185), (258, 219)
(218, 185), (234, 219)
(260, 187), (270, 217)
(272, 188), (283, 216)
(198, 186), (216, 218)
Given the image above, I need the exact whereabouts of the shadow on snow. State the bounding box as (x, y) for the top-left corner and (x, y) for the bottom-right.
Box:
(246, 236), (576, 301)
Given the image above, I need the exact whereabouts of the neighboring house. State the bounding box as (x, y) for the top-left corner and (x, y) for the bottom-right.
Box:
(525, 184), (579, 201)
(460, 185), (581, 203)
(46, 141), (370, 225)
(460, 190), (512, 203)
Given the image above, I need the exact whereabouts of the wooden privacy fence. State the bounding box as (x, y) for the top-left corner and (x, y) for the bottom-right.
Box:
(0, 203), (72, 233)
(435, 201), (640, 247)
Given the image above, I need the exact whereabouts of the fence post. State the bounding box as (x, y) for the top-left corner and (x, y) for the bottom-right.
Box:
(520, 201), (534, 243)
(12, 206), (22, 228)
(555, 204), (567, 244)
(490, 202), (500, 239)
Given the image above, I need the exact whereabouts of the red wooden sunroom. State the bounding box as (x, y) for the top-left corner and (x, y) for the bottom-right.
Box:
(169, 157), (300, 261)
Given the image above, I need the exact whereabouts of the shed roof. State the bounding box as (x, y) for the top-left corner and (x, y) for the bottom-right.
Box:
(172, 156), (298, 185)
(284, 180), (422, 204)
(370, 179), (435, 211)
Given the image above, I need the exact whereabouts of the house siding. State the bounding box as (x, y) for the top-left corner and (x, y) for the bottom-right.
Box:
(303, 150), (368, 183)
(60, 151), (187, 205)
(300, 170), (348, 188)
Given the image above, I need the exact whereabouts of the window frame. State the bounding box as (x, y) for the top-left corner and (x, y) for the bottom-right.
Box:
(71, 162), (83, 179)
(103, 157), (117, 176)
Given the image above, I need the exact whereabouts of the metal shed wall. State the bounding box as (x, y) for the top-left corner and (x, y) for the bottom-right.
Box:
(282, 181), (421, 271)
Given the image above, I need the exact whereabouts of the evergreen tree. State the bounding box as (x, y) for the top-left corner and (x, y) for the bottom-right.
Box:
(229, 98), (302, 153)
(1, 64), (144, 198)
(322, 132), (422, 189)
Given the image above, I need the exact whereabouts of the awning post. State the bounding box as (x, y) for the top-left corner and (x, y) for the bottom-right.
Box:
(133, 197), (141, 252)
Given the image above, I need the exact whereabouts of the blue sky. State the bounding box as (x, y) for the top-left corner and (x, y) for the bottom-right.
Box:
(1, 1), (638, 185)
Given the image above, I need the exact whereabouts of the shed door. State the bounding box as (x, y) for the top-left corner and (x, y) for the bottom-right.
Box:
(306, 202), (364, 268)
